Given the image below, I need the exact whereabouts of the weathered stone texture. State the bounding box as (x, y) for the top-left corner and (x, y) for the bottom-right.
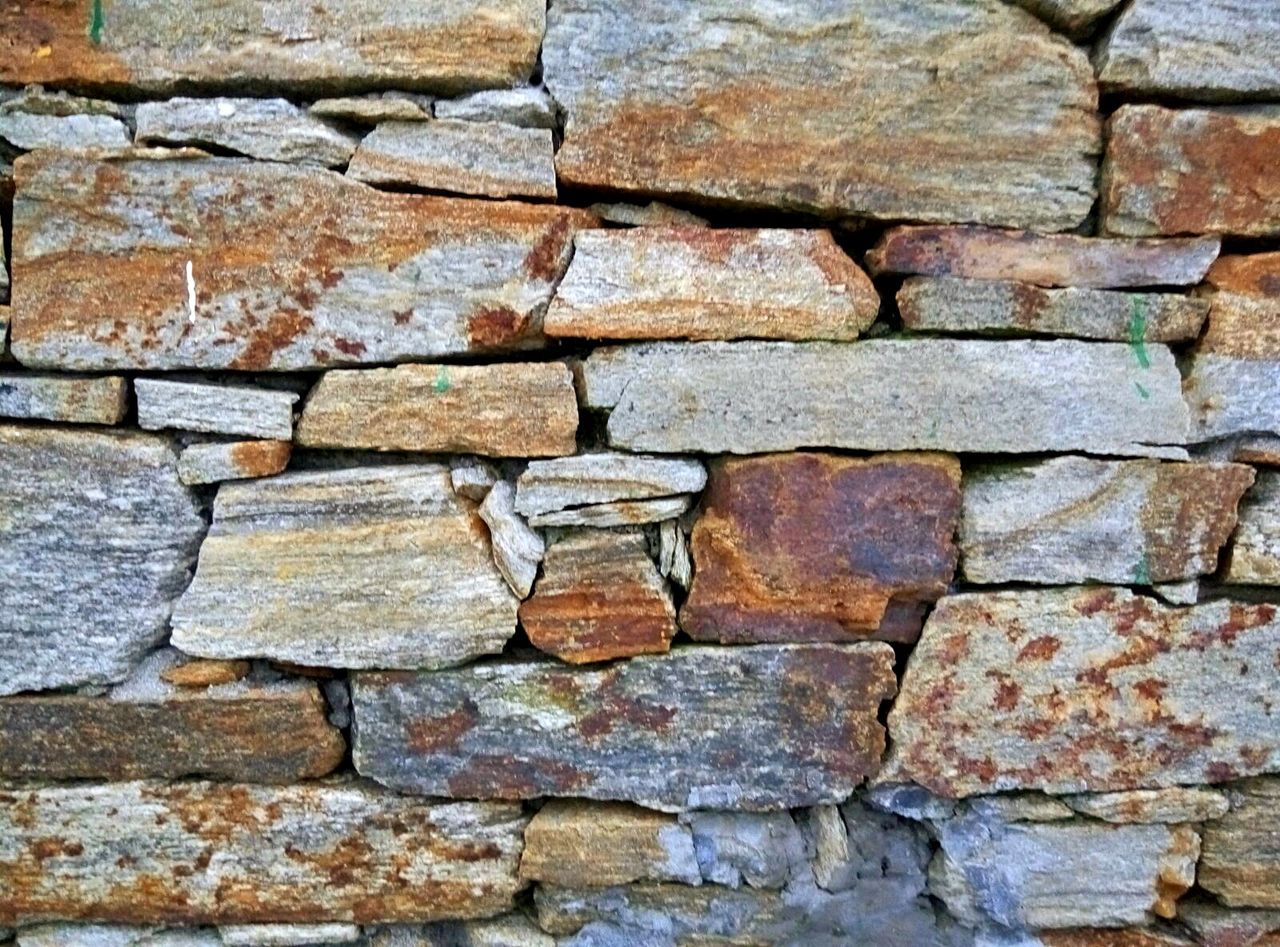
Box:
(352, 643), (896, 811)
(1180, 899), (1280, 947)
(434, 88), (557, 129)
(0, 113), (131, 152)
(135, 379), (297, 440)
(177, 441), (292, 486)
(370, 917), (553, 947)
(0, 425), (205, 697)
(1063, 788), (1230, 824)
(0, 782), (526, 925)
(218, 925), (360, 947)
(1227, 471), (1280, 586)
(308, 95), (429, 125)
(1015, 0), (1124, 39)
(0, 372), (127, 424)
(1102, 106), (1280, 238)
(545, 228), (879, 342)
(682, 452), (961, 645)
(515, 453), (705, 526)
(960, 457), (1254, 585)
(10, 154), (592, 371)
(884, 589), (1280, 797)
(1201, 779), (1280, 908)
(295, 363), (578, 457)
(477, 481), (543, 599)
(580, 341), (1189, 457)
(14, 925), (220, 947)
(0, 1), (545, 94)
(160, 658), (249, 688)
(544, 0), (1099, 229)
(171, 465), (518, 670)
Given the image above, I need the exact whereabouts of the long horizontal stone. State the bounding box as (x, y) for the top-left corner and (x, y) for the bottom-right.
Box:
(682, 453), (961, 644)
(0, 782), (526, 925)
(579, 340), (1189, 457)
(10, 154), (592, 371)
(544, 229), (879, 342)
(1096, 0), (1280, 100)
(0, 113), (131, 152)
(218, 925), (361, 947)
(309, 95), (430, 125)
(352, 643), (896, 811)
(884, 589), (1280, 797)
(521, 496), (693, 530)
(0, 1), (544, 94)
(1201, 779), (1280, 908)
(295, 363), (578, 457)
(15, 925), (221, 947)
(0, 372), (127, 424)
(0, 426), (205, 696)
(514, 452), (706, 520)
(1227, 470), (1280, 585)
(1102, 105), (1280, 237)
(171, 465), (518, 669)
(177, 441), (292, 486)
(135, 379), (297, 439)
(960, 457), (1254, 585)
(544, 0), (1099, 230)
(1062, 788), (1230, 824)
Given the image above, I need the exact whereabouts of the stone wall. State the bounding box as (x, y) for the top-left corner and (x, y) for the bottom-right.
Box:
(1, 1), (1279, 945)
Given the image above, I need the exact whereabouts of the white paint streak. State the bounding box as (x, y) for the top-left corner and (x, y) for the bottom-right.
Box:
(185, 260), (197, 323)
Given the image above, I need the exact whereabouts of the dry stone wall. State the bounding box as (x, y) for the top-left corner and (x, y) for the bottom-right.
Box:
(1, 1), (1279, 945)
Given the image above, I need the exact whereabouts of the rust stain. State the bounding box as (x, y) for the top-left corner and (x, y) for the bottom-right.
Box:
(465, 305), (531, 350)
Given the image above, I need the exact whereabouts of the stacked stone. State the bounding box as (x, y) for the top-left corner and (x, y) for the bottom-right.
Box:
(2, 1), (1280, 946)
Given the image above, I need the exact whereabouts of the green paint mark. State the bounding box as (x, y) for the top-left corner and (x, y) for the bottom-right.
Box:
(1134, 381), (1151, 400)
(432, 367), (451, 393)
(88, 0), (105, 44)
(1128, 296), (1151, 369)
(1133, 553), (1152, 586)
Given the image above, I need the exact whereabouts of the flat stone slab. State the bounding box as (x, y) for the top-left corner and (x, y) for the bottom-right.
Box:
(545, 228), (879, 342)
(579, 340), (1190, 457)
(177, 440), (292, 486)
(0, 113), (131, 152)
(309, 95), (430, 125)
(434, 88), (556, 128)
(135, 379), (297, 439)
(295, 363), (579, 457)
(171, 465), (518, 670)
(543, 0), (1099, 230)
(960, 457), (1254, 585)
(1200, 779), (1280, 909)
(0, 372), (127, 424)
(1227, 470), (1280, 586)
(0, 425), (205, 697)
(218, 925), (361, 947)
(1062, 788), (1230, 824)
(9, 153), (592, 371)
(515, 452), (706, 521)
(0, 782), (526, 925)
(884, 588), (1280, 797)
(352, 643), (896, 811)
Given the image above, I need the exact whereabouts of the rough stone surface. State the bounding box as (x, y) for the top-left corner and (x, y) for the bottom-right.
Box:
(515, 453), (706, 523)
(587, 202), (708, 228)
(884, 589), (1280, 797)
(0, 112), (131, 152)
(0, 372), (127, 424)
(347, 120), (556, 200)
(1102, 106), (1280, 238)
(136, 379), (297, 440)
(1180, 899), (1280, 947)
(679, 811), (807, 890)
(0, 1), (545, 94)
(0, 425), (205, 697)
(351, 643), (896, 812)
(10, 154), (592, 371)
(544, 0), (1099, 230)
(171, 465), (518, 669)
(1063, 788), (1230, 824)
(656, 519), (692, 591)
(0, 782), (526, 925)
(449, 457), (499, 502)
(1201, 779), (1280, 909)
(959, 457), (1254, 585)
(15, 925), (220, 947)
(1227, 470), (1280, 586)
(545, 228), (879, 342)
(370, 917), (553, 947)
(898, 279), (1208, 342)
(177, 441), (292, 486)
(159, 658), (249, 688)
(524, 497), (694, 530)
(218, 925), (360, 947)
(519, 530), (677, 663)
(682, 452), (961, 645)
(135, 98), (359, 167)
(867, 226), (1220, 288)
(579, 341), (1189, 457)
(1015, 0), (1124, 38)
(433, 88), (556, 129)
(478, 481), (543, 599)
(308, 95), (429, 125)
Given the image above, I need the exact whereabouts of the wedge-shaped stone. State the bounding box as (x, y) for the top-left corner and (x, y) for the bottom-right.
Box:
(1015, 0), (1124, 39)
(0, 782), (525, 925)
(0, 426), (204, 697)
(544, 0), (1099, 230)
(352, 643), (896, 811)
(1201, 779), (1280, 908)
(867, 226), (1220, 288)
(296, 363), (578, 457)
(135, 98), (359, 167)
(579, 341), (1189, 457)
(0, 373), (127, 424)
(171, 465), (517, 669)
(309, 95), (430, 125)
(10, 154), (591, 371)
(515, 452), (706, 522)
(1097, 0), (1280, 100)
(519, 531), (677, 663)
(898, 279), (1208, 341)
(478, 482), (543, 599)
(884, 589), (1280, 797)
(0, 1), (544, 94)
(136, 379), (297, 440)
(1102, 106), (1280, 237)
(177, 441), (291, 486)
(960, 457), (1254, 585)
(1227, 470), (1280, 586)
(347, 120), (556, 200)
(1063, 788), (1230, 824)
(545, 229), (879, 342)
(682, 453), (961, 645)
(434, 88), (556, 129)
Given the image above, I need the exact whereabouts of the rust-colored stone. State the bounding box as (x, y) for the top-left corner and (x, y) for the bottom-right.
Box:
(159, 659), (250, 688)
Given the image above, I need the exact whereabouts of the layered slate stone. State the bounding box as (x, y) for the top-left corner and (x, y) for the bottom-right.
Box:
(519, 531), (678, 663)
(0, 782), (526, 925)
(0, 1), (545, 94)
(543, 0), (1099, 230)
(135, 379), (297, 440)
(0, 426), (205, 697)
(1227, 470), (1280, 586)
(960, 457), (1254, 585)
(177, 441), (292, 486)
(1101, 106), (1280, 238)
(884, 589), (1280, 797)
(477, 482), (543, 599)
(682, 453), (961, 645)
(1201, 779), (1280, 908)
(515, 452), (706, 526)
(0, 373), (128, 424)
(9, 154), (593, 371)
(351, 643), (897, 811)
(295, 363), (578, 457)
(1096, 0), (1280, 100)
(579, 341), (1189, 457)
(309, 95), (430, 125)
(1063, 788), (1230, 824)
(434, 88), (557, 128)
(544, 229), (879, 342)
(171, 465), (518, 669)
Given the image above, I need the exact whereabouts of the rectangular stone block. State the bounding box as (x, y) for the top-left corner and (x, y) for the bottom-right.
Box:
(1200, 779), (1280, 909)
(514, 452), (706, 523)
(0, 373), (127, 424)
(1227, 470), (1280, 586)
(177, 441), (292, 486)
(135, 379), (297, 439)
(352, 643), (896, 812)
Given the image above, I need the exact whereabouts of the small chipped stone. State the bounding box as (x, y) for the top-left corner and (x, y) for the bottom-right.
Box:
(655, 520), (692, 590)
(0, 372), (127, 424)
(1226, 470), (1280, 586)
(136, 379), (297, 440)
(434, 88), (556, 128)
(159, 658), (250, 688)
(309, 95), (430, 125)
(177, 440), (292, 486)
(678, 810), (808, 890)
(587, 202), (708, 228)
(479, 481), (544, 599)
(450, 457), (500, 502)
(516, 453), (706, 522)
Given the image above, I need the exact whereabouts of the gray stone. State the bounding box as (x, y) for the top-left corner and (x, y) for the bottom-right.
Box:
(135, 379), (297, 439)
(16, 926), (220, 947)
(655, 520), (692, 590)
(450, 457), (499, 501)
(1227, 469), (1280, 585)
(176, 441), (292, 486)
(217, 926), (360, 947)
(0, 113), (131, 152)
(479, 481), (544, 599)
(308, 95), (431, 125)
(1200, 778), (1280, 908)
(370, 917), (554, 947)
(523, 497), (693, 530)
(1152, 579), (1200, 606)
(0, 372), (127, 424)
(964, 795), (1075, 824)
(1179, 899), (1280, 946)
(516, 453), (706, 524)
(434, 88), (557, 128)
(1015, 0), (1124, 38)
(807, 797), (932, 895)
(0, 87), (122, 118)
(1063, 788), (1231, 824)
(678, 811), (808, 889)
